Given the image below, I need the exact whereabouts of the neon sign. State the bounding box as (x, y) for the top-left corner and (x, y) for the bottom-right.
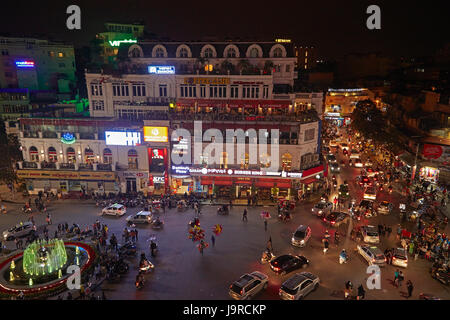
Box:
(148, 66), (175, 74)
(15, 61), (35, 68)
(60, 132), (76, 144)
(108, 39), (137, 47)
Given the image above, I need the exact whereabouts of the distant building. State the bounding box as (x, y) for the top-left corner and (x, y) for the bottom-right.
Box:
(0, 36), (76, 96)
(295, 46), (316, 71)
(96, 22), (145, 64)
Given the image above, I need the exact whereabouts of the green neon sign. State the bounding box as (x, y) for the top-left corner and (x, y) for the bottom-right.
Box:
(108, 39), (137, 47)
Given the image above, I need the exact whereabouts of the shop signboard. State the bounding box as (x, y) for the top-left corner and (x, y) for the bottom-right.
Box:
(143, 126), (169, 142)
(17, 170), (116, 181)
(422, 144), (450, 165)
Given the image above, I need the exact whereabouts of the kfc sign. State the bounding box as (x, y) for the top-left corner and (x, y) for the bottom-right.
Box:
(423, 144), (443, 159)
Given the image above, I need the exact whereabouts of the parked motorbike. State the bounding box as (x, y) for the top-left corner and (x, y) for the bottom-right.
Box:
(261, 250), (275, 264)
(118, 241), (137, 256)
(217, 205), (229, 215)
(113, 259), (129, 275)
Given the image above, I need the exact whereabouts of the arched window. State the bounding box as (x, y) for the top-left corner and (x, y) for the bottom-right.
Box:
(204, 47), (214, 58)
(66, 147), (76, 164)
(84, 148), (95, 164)
(155, 47), (165, 58)
(179, 47), (188, 58)
(29, 146), (39, 162)
(226, 48), (237, 58)
(103, 148), (112, 164)
(281, 153), (292, 171)
(260, 153), (271, 168)
(250, 47), (260, 58)
(128, 149), (138, 169)
(130, 48), (141, 58)
(240, 153), (249, 169)
(48, 147), (57, 162)
(273, 47), (283, 58)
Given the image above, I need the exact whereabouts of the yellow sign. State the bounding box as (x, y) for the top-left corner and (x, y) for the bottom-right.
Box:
(183, 77), (230, 85)
(275, 39), (291, 43)
(143, 126), (169, 142)
(17, 170), (116, 181)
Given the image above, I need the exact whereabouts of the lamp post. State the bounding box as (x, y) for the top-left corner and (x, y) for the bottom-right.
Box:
(411, 136), (422, 182)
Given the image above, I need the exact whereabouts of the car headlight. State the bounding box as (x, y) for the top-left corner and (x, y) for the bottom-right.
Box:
(319, 210), (323, 214)
(300, 240), (305, 244)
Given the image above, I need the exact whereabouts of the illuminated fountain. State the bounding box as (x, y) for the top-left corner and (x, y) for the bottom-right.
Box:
(22, 239), (68, 276)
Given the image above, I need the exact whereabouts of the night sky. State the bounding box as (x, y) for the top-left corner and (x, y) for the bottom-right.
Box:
(0, 0), (448, 59)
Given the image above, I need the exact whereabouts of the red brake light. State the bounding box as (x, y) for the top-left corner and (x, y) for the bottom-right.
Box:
(331, 221), (335, 224)
(240, 290), (243, 295)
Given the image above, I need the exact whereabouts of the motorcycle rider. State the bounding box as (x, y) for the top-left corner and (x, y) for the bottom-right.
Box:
(339, 249), (348, 264)
(135, 272), (145, 288)
(150, 240), (157, 257)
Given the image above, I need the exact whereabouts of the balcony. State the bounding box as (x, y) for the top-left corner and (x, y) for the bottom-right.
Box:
(97, 163), (112, 171)
(78, 163), (93, 171)
(60, 163), (75, 170)
(22, 161), (38, 169)
(41, 161), (56, 169)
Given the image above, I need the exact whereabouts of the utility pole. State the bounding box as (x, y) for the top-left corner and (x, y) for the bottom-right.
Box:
(411, 136), (422, 182)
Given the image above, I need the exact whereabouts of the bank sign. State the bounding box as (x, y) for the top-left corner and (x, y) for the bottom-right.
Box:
(422, 144), (450, 166)
(148, 66), (175, 74)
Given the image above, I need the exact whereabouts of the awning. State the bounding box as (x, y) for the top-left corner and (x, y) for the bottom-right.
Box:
(301, 164), (324, 179)
(201, 177), (214, 185)
(235, 179), (252, 185)
(277, 182), (292, 188)
(301, 177), (317, 185)
(255, 181), (275, 188)
(214, 180), (233, 186)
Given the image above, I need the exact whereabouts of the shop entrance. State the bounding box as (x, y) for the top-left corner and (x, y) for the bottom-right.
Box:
(126, 178), (137, 193)
(236, 185), (252, 199)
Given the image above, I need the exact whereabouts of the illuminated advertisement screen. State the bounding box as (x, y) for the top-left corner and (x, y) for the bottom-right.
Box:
(15, 60), (35, 68)
(148, 66), (175, 74)
(105, 131), (141, 146)
(143, 126), (168, 142)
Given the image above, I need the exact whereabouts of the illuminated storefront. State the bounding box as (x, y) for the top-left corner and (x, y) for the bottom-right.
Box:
(419, 166), (439, 183)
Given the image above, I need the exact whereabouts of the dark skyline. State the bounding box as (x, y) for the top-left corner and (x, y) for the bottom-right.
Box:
(0, 0), (449, 60)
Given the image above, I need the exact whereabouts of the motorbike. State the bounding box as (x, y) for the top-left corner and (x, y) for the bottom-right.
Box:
(113, 259), (129, 275)
(139, 255), (155, 274)
(22, 207), (32, 214)
(118, 241), (137, 256)
(339, 251), (349, 264)
(431, 268), (449, 286)
(261, 250), (275, 264)
(388, 186), (393, 194)
(217, 205), (229, 215)
(135, 273), (145, 289)
(151, 218), (164, 230)
(188, 218), (200, 228)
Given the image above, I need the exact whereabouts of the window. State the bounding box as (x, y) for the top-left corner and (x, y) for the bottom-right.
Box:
(4, 72), (12, 78)
(84, 148), (95, 164)
(226, 48), (237, 58)
(286, 65), (291, 72)
(275, 64), (281, 72)
(103, 148), (113, 164)
(304, 128), (315, 142)
(263, 85), (269, 99)
(128, 149), (138, 169)
(91, 83), (103, 96)
(59, 63), (66, 68)
(130, 48), (141, 58)
(179, 47), (188, 58)
(273, 47), (283, 57)
(66, 147), (76, 163)
(159, 84), (167, 97)
(1, 49), (9, 56)
(92, 100), (105, 111)
(204, 47), (214, 58)
(242, 85), (250, 98)
(48, 147), (58, 163)
(230, 85), (239, 98)
(29, 146), (39, 162)
(112, 83), (129, 96)
(58, 52), (64, 58)
(281, 153), (292, 171)
(250, 48), (259, 58)
(132, 83), (146, 97)
(250, 86), (259, 98)
(240, 153), (249, 169)
(155, 47), (165, 58)
(200, 85), (206, 98)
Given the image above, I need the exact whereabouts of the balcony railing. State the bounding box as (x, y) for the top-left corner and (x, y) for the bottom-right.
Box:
(60, 163), (75, 170)
(23, 161), (38, 169)
(78, 163), (93, 170)
(97, 163), (112, 171)
(41, 161), (56, 169)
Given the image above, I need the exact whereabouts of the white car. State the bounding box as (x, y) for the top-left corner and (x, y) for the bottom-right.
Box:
(3, 221), (34, 241)
(392, 248), (408, 268)
(350, 150), (360, 159)
(364, 160), (373, 167)
(377, 201), (393, 215)
(329, 140), (339, 147)
(354, 159), (363, 167)
(363, 187), (377, 200)
(229, 271), (269, 300)
(361, 225), (380, 244)
(102, 203), (126, 216)
(126, 211), (152, 224)
(311, 201), (333, 217)
(279, 272), (320, 300)
(357, 245), (386, 266)
(340, 143), (349, 151)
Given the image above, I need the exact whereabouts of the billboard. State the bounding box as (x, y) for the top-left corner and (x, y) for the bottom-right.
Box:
(15, 60), (35, 68)
(105, 131), (141, 146)
(143, 126), (168, 142)
(148, 66), (175, 74)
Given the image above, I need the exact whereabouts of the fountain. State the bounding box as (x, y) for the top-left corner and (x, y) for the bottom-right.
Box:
(22, 239), (68, 276)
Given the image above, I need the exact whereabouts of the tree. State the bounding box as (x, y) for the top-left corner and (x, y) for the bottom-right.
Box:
(0, 122), (22, 184)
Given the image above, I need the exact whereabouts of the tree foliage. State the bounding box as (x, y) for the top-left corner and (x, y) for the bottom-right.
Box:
(0, 122), (22, 184)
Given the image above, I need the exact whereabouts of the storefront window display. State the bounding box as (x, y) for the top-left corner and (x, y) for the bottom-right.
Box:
(67, 147), (76, 163)
(420, 166), (439, 183)
(84, 148), (95, 164)
(48, 147), (58, 162)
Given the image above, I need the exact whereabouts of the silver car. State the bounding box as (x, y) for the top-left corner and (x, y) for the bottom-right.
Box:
(126, 211), (152, 224)
(361, 225), (380, 244)
(279, 272), (320, 300)
(291, 225), (312, 247)
(377, 201), (393, 215)
(229, 271), (269, 300)
(311, 201), (332, 217)
(392, 248), (408, 268)
(357, 245), (386, 266)
(3, 221), (34, 241)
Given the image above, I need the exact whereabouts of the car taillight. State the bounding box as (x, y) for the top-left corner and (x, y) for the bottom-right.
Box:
(240, 290), (243, 295)
(331, 221), (335, 224)
(323, 218), (326, 222)
(393, 257), (396, 260)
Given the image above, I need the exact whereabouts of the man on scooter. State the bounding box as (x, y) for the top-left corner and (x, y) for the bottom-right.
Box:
(339, 249), (348, 264)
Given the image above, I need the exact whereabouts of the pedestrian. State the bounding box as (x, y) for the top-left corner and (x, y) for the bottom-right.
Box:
(394, 269), (400, 287)
(46, 213), (52, 225)
(323, 238), (329, 254)
(398, 271), (404, 287)
(211, 235), (215, 247)
(264, 220), (267, 231)
(135, 228), (138, 241)
(267, 236), (273, 252)
(242, 209), (248, 222)
(357, 284), (365, 300)
(406, 280), (414, 298)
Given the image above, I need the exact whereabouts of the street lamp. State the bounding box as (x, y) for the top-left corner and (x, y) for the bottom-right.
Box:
(411, 136), (422, 182)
